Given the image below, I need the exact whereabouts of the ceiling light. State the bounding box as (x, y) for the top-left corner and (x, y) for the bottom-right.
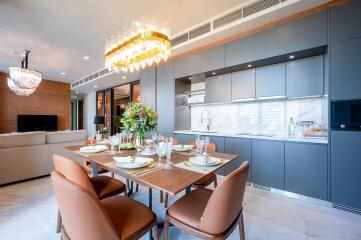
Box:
(247, 64), (252, 68)
(75, 91), (79, 94)
(104, 17), (171, 73)
(60, 72), (66, 75)
(122, 76), (127, 79)
(28, 40), (35, 44)
(83, 56), (90, 60)
(188, 77), (192, 80)
(94, 85), (98, 88)
(212, 72), (216, 75)
(289, 55), (295, 59)
(7, 50), (42, 96)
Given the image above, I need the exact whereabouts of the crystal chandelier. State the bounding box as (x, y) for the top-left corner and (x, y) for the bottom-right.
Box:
(7, 50), (42, 96)
(105, 18), (171, 73)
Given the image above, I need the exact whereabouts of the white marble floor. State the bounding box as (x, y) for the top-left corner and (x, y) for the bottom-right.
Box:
(1, 176), (361, 240)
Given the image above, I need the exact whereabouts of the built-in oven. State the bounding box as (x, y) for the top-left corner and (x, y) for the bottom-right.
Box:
(331, 100), (361, 131)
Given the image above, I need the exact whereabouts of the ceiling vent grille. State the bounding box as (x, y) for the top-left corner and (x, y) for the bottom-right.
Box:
(243, 0), (281, 17)
(214, 9), (243, 29)
(171, 33), (189, 46)
(189, 23), (211, 40)
(71, 67), (111, 89)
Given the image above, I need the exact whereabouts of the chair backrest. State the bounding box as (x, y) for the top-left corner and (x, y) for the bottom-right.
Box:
(198, 161), (249, 234)
(51, 171), (120, 240)
(173, 137), (180, 145)
(53, 154), (97, 197)
(188, 140), (216, 152)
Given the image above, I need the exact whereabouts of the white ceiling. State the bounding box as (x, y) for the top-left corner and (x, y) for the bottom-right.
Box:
(0, 0), (245, 83)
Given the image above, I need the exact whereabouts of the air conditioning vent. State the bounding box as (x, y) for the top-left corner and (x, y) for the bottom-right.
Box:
(171, 33), (189, 46)
(243, 0), (280, 17)
(214, 9), (243, 29)
(189, 23), (211, 40)
(71, 68), (112, 89)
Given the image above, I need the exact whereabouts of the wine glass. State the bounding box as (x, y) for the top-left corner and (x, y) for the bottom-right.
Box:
(203, 136), (210, 156)
(164, 138), (173, 169)
(110, 135), (119, 154)
(88, 132), (95, 145)
(156, 142), (165, 167)
(96, 132), (102, 144)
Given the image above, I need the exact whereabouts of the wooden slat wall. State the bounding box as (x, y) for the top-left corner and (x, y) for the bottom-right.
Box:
(0, 72), (71, 133)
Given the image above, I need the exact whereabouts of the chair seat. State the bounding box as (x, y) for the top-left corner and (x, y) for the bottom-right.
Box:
(192, 173), (216, 188)
(85, 163), (109, 175)
(91, 176), (126, 200)
(102, 196), (156, 240)
(168, 188), (213, 228)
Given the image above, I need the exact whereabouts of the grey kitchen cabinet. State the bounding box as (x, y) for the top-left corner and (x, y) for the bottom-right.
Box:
(285, 143), (328, 200)
(205, 74), (231, 103)
(224, 138), (251, 181)
(256, 63), (286, 98)
(140, 83), (156, 107)
(231, 69), (255, 100)
(174, 45), (225, 78)
(330, 0), (361, 43)
(252, 140), (285, 190)
(331, 131), (361, 210)
(330, 37), (361, 100)
(156, 80), (174, 134)
(286, 55), (324, 97)
(174, 133), (195, 145)
(225, 12), (327, 67)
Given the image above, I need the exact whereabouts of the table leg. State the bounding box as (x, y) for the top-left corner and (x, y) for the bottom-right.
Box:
(148, 188), (153, 240)
(126, 180), (134, 197)
(185, 186), (191, 194)
(92, 164), (98, 176)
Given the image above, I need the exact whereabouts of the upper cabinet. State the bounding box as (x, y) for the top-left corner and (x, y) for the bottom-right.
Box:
(256, 63), (286, 98)
(174, 45), (225, 78)
(286, 55), (324, 98)
(231, 69), (255, 100)
(330, 1), (361, 43)
(205, 74), (231, 103)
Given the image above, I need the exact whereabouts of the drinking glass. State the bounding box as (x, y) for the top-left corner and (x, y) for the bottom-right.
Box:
(156, 142), (165, 167)
(88, 132), (95, 145)
(195, 135), (204, 156)
(96, 132), (102, 144)
(203, 136), (210, 156)
(110, 135), (119, 154)
(164, 139), (173, 169)
(135, 134), (143, 152)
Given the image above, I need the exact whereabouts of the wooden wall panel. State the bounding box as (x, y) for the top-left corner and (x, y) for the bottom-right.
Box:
(0, 72), (71, 133)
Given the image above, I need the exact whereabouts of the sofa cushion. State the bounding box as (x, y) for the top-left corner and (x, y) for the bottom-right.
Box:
(46, 130), (87, 144)
(0, 132), (46, 149)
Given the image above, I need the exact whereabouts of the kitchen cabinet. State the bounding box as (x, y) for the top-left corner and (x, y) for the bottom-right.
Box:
(157, 80), (174, 135)
(330, 37), (361, 100)
(285, 142), (327, 200)
(224, 138), (251, 180)
(174, 45), (225, 78)
(252, 140), (284, 190)
(331, 131), (361, 210)
(174, 133), (195, 145)
(286, 55), (324, 98)
(231, 69), (255, 100)
(256, 63), (286, 98)
(330, 1), (361, 43)
(205, 74), (231, 103)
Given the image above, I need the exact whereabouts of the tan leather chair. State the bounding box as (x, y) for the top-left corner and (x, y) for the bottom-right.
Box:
(51, 171), (158, 240)
(53, 154), (127, 233)
(164, 161), (249, 240)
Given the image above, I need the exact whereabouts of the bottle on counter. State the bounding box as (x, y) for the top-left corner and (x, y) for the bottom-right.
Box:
(288, 117), (296, 137)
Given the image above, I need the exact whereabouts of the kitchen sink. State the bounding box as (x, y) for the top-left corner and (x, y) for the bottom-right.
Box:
(187, 130), (219, 134)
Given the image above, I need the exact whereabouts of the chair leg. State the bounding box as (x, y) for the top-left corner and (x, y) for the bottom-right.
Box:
(111, 172), (114, 178)
(164, 193), (168, 208)
(214, 176), (218, 188)
(56, 209), (62, 233)
(239, 214), (246, 240)
(152, 224), (159, 240)
(164, 218), (170, 240)
(136, 183), (139, 192)
(160, 190), (164, 203)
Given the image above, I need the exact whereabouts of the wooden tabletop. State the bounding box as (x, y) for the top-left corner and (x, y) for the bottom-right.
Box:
(65, 145), (238, 195)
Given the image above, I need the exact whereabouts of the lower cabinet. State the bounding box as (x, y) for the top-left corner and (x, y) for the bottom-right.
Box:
(285, 143), (328, 200)
(252, 140), (285, 190)
(224, 138), (252, 181)
(174, 133), (195, 145)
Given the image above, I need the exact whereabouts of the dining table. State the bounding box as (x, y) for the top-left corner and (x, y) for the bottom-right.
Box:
(64, 144), (238, 239)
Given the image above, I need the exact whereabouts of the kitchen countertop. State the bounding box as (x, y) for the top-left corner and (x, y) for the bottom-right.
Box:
(174, 130), (328, 145)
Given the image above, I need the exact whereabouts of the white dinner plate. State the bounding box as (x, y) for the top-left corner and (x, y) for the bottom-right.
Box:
(141, 150), (156, 156)
(188, 156), (221, 167)
(172, 145), (193, 152)
(80, 145), (108, 154)
(114, 157), (153, 169)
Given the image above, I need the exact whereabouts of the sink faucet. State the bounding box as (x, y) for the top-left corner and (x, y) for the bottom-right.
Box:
(201, 109), (211, 131)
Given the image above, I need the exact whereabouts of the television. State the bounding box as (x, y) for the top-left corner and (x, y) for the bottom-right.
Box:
(17, 115), (58, 132)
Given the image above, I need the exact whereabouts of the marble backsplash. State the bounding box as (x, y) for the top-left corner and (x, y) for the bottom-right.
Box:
(191, 97), (328, 136)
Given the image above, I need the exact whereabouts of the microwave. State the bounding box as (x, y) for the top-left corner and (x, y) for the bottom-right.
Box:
(331, 100), (361, 131)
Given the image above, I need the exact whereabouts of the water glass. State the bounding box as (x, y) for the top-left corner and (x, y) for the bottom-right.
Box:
(164, 138), (173, 169)
(96, 132), (102, 144)
(156, 142), (165, 167)
(88, 132), (95, 145)
(203, 136), (210, 156)
(195, 135), (204, 156)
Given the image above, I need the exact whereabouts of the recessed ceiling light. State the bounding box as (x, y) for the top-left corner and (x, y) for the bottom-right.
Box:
(60, 72), (66, 75)
(28, 40), (35, 44)
(122, 76), (127, 79)
(188, 77), (192, 80)
(289, 55), (295, 59)
(83, 56), (90, 60)
(75, 91), (79, 94)
(212, 72), (216, 75)
(247, 64), (252, 68)
(94, 85), (98, 88)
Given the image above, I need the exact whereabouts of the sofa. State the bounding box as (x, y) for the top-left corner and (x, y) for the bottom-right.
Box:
(0, 130), (88, 185)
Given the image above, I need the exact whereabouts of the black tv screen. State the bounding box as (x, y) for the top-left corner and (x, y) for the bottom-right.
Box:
(17, 115), (57, 132)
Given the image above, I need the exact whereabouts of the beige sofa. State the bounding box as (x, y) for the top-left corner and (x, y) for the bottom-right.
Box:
(0, 130), (87, 185)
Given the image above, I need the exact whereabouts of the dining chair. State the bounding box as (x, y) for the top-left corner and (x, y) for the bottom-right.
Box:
(51, 170), (159, 240)
(163, 161), (249, 240)
(53, 154), (127, 233)
(161, 140), (217, 209)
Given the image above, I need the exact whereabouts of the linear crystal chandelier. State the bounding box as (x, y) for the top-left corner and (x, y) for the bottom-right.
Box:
(105, 18), (171, 73)
(7, 50), (42, 96)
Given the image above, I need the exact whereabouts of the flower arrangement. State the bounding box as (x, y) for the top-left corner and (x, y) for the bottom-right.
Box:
(99, 127), (109, 138)
(121, 103), (158, 139)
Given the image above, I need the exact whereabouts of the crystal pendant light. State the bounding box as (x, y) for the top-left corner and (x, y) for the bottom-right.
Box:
(7, 50), (42, 96)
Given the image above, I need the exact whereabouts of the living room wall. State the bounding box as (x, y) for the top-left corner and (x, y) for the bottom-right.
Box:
(0, 72), (71, 133)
